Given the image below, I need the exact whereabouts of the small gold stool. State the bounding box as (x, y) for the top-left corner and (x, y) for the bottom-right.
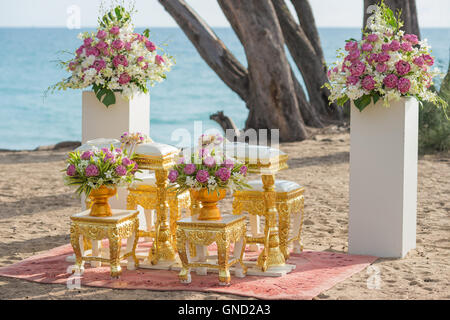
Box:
(176, 214), (247, 285)
(126, 173), (191, 256)
(233, 180), (305, 260)
(70, 209), (139, 278)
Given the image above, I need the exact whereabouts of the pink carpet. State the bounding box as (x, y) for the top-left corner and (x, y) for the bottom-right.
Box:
(0, 243), (376, 300)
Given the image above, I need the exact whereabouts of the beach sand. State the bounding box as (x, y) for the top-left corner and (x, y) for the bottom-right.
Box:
(0, 129), (449, 300)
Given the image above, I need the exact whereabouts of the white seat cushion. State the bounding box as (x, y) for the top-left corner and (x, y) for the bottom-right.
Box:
(224, 142), (286, 161)
(246, 180), (302, 192)
(75, 138), (121, 151)
(130, 172), (156, 187)
(134, 142), (179, 157)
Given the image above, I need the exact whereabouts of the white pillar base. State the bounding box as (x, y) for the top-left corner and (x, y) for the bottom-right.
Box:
(349, 97), (418, 258)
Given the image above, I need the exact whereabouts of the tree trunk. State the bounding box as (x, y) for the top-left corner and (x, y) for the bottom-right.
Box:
(271, 0), (343, 121)
(215, 0), (308, 141)
(363, 0), (420, 38)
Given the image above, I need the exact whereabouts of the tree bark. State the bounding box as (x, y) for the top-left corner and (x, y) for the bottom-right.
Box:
(158, 0), (249, 101)
(363, 0), (420, 38)
(216, 0), (308, 141)
(271, 0), (343, 121)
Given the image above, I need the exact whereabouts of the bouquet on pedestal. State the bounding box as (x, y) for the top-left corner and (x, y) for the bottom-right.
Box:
(324, 1), (447, 112)
(50, 4), (174, 107)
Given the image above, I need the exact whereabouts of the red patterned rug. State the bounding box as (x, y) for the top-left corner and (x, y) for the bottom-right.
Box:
(0, 243), (376, 300)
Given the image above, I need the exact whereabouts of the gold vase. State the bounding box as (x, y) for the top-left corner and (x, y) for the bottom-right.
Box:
(88, 185), (117, 217)
(192, 189), (227, 221)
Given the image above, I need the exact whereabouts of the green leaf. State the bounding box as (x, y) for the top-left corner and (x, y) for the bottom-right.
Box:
(143, 28), (150, 38)
(115, 7), (122, 20)
(354, 94), (372, 112)
(102, 90), (116, 107)
(372, 92), (381, 105)
(336, 95), (349, 107)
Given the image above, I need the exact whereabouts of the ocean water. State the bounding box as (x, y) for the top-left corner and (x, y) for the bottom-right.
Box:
(0, 27), (448, 150)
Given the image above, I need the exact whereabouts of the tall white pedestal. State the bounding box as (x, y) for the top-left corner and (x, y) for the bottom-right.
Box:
(81, 91), (150, 210)
(349, 97), (418, 258)
(82, 91), (150, 143)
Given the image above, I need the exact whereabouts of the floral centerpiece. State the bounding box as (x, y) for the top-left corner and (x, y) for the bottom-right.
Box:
(49, 4), (174, 107)
(64, 145), (140, 216)
(168, 134), (250, 220)
(324, 1), (447, 112)
(119, 131), (152, 154)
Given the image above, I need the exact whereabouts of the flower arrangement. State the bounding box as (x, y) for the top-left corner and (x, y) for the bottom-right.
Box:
(50, 4), (174, 107)
(63, 145), (140, 196)
(324, 1), (447, 112)
(168, 135), (250, 194)
(119, 131), (152, 154)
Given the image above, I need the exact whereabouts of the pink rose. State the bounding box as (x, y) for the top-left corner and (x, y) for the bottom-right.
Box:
(376, 63), (388, 73)
(125, 42), (132, 51)
(92, 59), (106, 72)
(196, 170), (210, 183)
(109, 26), (120, 35)
(366, 34), (378, 42)
(122, 157), (132, 166)
(361, 43), (373, 52)
(413, 56), (424, 67)
(215, 167), (231, 182)
(75, 45), (84, 56)
(145, 40), (156, 52)
(85, 164), (99, 177)
(348, 49), (361, 61)
(239, 165), (248, 176)
(223, 158), (234, 169)
(168, 170), (179, 183)
(350, 61), (366, 76)
(96, 30), (107, 40)
(81, 150), (93, 160)
(395, 60), (411, 75)
(113, 55), (128, 68)
(119, 72), (131, 85)
(366, 53), (378, 64)
(85, 46), (100, 57)
(66, 164), (76, 176)
(155, 55), (165, 65)
(96, 41), (108, 50)
(361, 75), (376, 91)
(346, 75), (360, 86)
(381, 43), (391, 52)
(397, 77), (411, 94)
(389, 40), (400, 51)
(403, 34), (419, 45)
(422, 54), (434, 66)
(184, 164), (196, 175)
(400, 42), (412, 52)
(112, 39), (124, 50)
(377, 53), (390, 63)
(383, 74), (398, 89)
(115, 165), (127, 176)
(203, 156), (216, 168)
(83, 38), (93, 47)
(345, 41), (358, 52)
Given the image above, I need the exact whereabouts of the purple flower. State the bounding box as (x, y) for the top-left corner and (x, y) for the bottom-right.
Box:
(196, 170), (209, 183)
(85, 46), (100, 57)
(345, 41), (358, 51)
(377, 53), (391, 63)
(103, 152), (115, 163)
(381, 44), (390, 52)
(361, 43), (373, 52)
(422, 54), (434, 66)
(168, 170), (179, 183)
(348, 49), (361, 61)
(119, 72), (131, 85)
(395, 60), (411, 75)
(66, 164), (76, 176)
(400, 42), (412, 52)
(96, 30), (107, 39)
(115, 148), (122, 154)
(198, 148), (209, 157)
(155, 55), (165, 65)
(115, 165), (127, 176)
(361, 75), (376, 91)
(413, 56), (425, 67)
(113, 55), (128, 68)
(177, 157), (185, 164)
(389, 40), (400, 51)
(376, 63), (388, 73)
(122, 157), (132, 166)
(81, 150), (93, 160)
(83, 38), (93, 47)
(145, 40), (156, 52)
(112, 39), (125, 50)
(223, 158), (234, 169)
(397, 77), (411, 94)
(366, 34), (378, 42)
(215, 167), (231, 182)
(239, 165), (248, 176)
(203, 156), (216, 168)
(85, 164), (99, 177)
(184, 164), (196, 175)
(383, 74), (398, 89)
(109, 26), (120, 35)
(366, 53), (378, 64)
(346, 75), (360, 86)
(350, 61), (366, 76)
(92, 59), (106, 71)
(403, 34), (419, 45)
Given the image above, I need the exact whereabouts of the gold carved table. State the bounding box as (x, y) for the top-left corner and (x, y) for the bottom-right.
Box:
(225, 143), (290, 272)
(176, 214), (247, 285)
(70, 209), (139, 278)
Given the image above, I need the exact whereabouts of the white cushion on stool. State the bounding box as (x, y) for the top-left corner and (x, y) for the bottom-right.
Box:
(135, 142), (179, 156)
(130, 172), (156, 187)
(224, 142), (286, 160)
(75, 138), (121, 151)
(246, 180), (302, 192)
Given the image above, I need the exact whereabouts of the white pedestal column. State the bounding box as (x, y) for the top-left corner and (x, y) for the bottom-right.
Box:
(81, 91), (150, 210)
(82, 91), (150, 143)
(349, 97), (418, 258)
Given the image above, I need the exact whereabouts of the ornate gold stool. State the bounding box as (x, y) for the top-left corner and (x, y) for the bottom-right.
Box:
(176, 214), (247, 285)
(70, 209), (139, 278)
(233, 180), (305, 260)
(126, 173), (191, 253)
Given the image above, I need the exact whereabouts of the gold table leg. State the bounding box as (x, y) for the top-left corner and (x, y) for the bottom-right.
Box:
(70, 225), (84, 273)
(278, 210), (291, 260)
(109, 229), (122, 278)
(151, 169), (176, 264)
(257, 174), (285, 271)
(217, 235), (231, 285)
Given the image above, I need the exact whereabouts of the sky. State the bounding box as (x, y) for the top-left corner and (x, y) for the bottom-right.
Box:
(0, 0), (449, 28)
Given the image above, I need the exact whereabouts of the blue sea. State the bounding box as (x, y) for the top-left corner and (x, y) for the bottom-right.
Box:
(0, 27), (449, 150)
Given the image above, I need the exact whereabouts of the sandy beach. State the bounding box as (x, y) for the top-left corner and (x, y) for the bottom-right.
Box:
(0, 129), (449, 300)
